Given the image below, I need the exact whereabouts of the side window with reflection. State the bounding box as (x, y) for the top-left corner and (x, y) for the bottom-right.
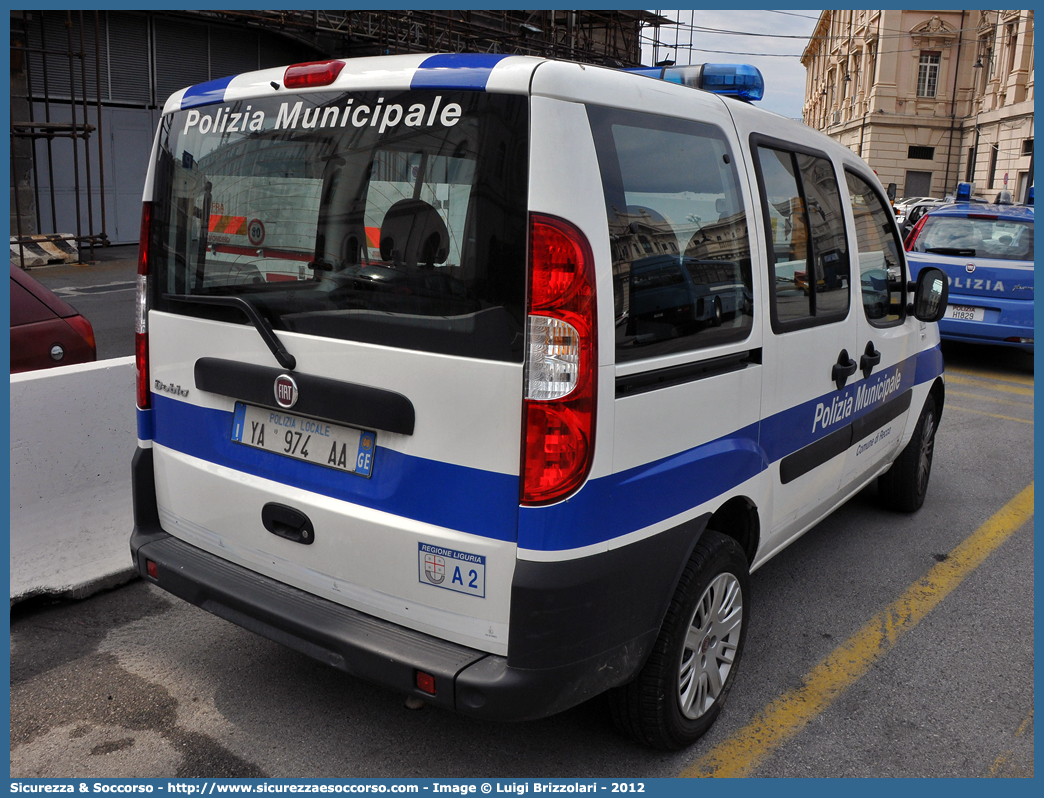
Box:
(587, 105), (754, 364)
(845, 171), (906, 324)
(756, 145), (850, 331)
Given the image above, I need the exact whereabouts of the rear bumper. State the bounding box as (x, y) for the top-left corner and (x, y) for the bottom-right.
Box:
(131, 524), (647, 721)
(940, 330), (1033, 351)
(939, 293), (1033, 351)
(940, 303), (1033, 351)
(131, 447), (703, 721)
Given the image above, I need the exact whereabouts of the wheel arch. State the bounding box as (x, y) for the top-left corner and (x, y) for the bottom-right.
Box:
(705, 495), (760, 565)
(930, 376), (945, 423)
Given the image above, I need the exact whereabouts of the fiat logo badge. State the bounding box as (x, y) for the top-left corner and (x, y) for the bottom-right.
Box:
(965, 263), (976, 273)
(274, 374), (298, 409)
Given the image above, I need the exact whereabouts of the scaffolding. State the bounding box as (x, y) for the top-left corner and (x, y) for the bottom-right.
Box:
(176, 10), (664, 67)
(10, 10), (109, 266)
(9, 10), (679, 265)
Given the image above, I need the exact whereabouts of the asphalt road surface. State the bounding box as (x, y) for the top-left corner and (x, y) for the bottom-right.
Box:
(9, 339), (1033, 779)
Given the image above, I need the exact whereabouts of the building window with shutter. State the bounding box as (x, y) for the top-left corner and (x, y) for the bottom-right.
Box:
(916, 52), (940, 97)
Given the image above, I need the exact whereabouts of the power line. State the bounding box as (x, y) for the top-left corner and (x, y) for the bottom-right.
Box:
(647, 17), (998, 43)
(642, 42), (803, 58)
(643, 31), (1008, 60)
(767, 10), (823, 22)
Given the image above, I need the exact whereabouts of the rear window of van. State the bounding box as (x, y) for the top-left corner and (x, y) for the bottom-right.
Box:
(149, 90), (529, 362)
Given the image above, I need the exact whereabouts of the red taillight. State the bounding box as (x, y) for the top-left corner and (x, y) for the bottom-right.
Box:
(521, 215), (597, 506)
(64, 314), (96, 356)
(135, 332), (150, 409)
(904, 213), (928, 251)
(146, 560), (159, 579)
(530, 222), (587, 309)
(283, 60), (346, 89)
(415, 671), (436, 695)
(136, 202), (152, 410)
(137, 202), (150, 277)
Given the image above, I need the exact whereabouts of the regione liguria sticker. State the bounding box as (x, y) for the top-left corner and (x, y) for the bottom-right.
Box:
(418, 543), (485, 598)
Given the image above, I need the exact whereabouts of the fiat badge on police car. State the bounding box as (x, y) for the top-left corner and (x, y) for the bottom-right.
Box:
(274, 374), (298, 409)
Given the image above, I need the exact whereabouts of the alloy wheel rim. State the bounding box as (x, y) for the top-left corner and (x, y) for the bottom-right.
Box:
(678, 572), (743, 720)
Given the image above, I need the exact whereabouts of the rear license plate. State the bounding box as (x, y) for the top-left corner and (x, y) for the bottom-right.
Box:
(944, 304), (985, 321)
(231, 403), (375, 477)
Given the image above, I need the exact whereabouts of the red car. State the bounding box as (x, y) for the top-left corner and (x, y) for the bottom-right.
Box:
(10, 263), (96, 373)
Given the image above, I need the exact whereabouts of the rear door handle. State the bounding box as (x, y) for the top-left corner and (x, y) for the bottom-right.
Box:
(860, 341), (881, 379)
(262, 503), (314, 545)
(832, 349), (857, 390)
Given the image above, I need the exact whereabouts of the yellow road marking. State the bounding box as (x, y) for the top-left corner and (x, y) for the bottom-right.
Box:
(948, 390), (1033, 409)
(1015, 708), (1034, 736)
(682, 483), (1034, 779)
(949, 405), (1034, 425)
(987, 751), (1012, 777)
(986, 708), (1034, 777)
(947, 375), (1033, 397)
(947, 367), (1034, 387)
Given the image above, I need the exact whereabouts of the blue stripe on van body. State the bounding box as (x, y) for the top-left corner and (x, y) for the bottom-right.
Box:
(410, 53), (510, 90)
(519, 346), (942, 551)
(914, 343), (944, 386)
(137, 407), (154, 440)
(518, 425), (765, 552)
(150, 345), (943, 552)
(181, 75), (236, 109)
(756, 355), (915, 466)
(150, 394), (520, 542)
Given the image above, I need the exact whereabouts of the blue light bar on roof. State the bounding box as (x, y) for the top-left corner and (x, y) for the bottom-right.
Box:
(625, 63), (765, 102)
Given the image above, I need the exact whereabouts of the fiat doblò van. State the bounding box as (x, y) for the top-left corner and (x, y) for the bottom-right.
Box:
(130, 54), (948, 749)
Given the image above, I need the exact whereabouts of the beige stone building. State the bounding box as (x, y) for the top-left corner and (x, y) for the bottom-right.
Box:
(801, 10), (1033, 203)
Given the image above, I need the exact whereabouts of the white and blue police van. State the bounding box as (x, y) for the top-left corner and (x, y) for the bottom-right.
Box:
(130, 53), (949, 749)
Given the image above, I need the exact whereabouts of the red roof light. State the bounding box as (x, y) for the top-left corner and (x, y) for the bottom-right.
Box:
(283, 60), (346, 89)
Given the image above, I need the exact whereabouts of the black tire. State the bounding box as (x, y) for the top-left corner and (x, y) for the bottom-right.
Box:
(711, 297), (723, 327)
(608, 530), (749, 750)
(878, 395), (937, 512)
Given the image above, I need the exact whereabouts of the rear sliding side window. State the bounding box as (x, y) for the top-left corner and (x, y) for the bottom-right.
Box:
(587, 106), (754, 364)
(753, 140), (850, 333)
(149, 90), (529, 362)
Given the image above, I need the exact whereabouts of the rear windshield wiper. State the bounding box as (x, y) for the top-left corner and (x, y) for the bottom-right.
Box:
(924, 246), (977, 256)
(164, 293), (297, 371)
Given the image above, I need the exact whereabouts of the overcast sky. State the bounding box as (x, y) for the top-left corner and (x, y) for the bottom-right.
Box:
(640, 10), (823, 119)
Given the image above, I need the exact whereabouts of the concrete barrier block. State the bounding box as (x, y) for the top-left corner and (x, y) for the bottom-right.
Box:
(10, 356), (138, 602)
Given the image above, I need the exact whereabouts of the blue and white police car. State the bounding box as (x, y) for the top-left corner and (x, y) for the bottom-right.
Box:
(130, 53), (949, 749)
(906, 189), (1033, 352)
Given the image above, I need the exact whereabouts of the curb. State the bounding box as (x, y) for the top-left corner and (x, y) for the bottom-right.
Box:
(10, 568), (140, 607)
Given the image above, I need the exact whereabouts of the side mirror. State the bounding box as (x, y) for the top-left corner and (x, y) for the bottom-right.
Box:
(887, 182), (897, 202)
(908, 267), (948, 322)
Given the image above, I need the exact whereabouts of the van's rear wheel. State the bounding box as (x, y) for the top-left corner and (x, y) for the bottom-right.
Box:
(877, 395), (937, 512)
(609, 530), (749, 750)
